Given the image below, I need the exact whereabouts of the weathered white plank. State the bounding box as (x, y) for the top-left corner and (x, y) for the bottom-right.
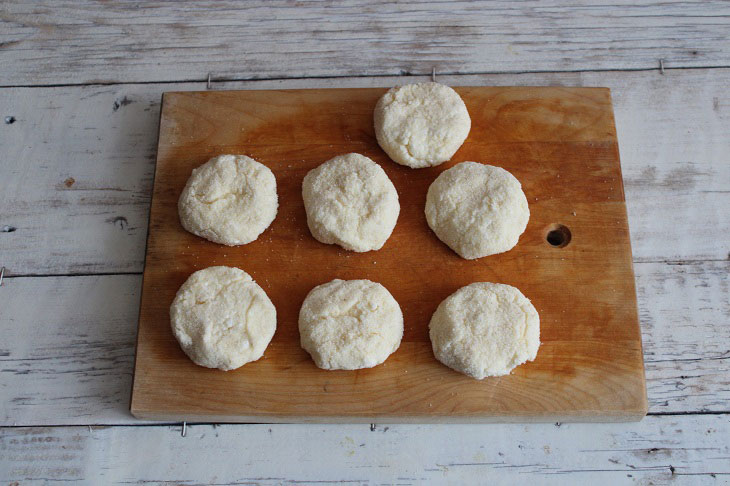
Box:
(0, 85), (156, 275)
(1, 416), (729, 483)
(640, 261), (730, 414)
(1, 69), (728, 275)
(0, 275), (141, 425)
(611, 73), (730, 263)
(1, 260), (727, 425)
(2, 1), (730, 85)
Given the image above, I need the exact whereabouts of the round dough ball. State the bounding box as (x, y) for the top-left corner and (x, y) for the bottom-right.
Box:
(429, 282), (540, 379)
(302, 153), (399, 252)
(178, 154), (278, 246)
(425, 162), (529, 259)
(170, 266), (276, 371)
(299, 279), (403, 370)
(374, 82), (471, 168)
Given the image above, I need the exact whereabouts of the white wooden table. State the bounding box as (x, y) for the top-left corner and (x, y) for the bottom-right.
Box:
(1, 1), (728, 483)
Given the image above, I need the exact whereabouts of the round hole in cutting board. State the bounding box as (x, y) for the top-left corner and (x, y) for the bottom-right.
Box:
(546, 224), (571, 248)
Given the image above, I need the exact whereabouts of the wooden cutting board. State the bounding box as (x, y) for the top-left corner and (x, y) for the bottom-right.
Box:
(130, 86), (647, 422)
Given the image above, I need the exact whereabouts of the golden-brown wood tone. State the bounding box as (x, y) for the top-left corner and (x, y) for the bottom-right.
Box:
(131, 87), (647, 422)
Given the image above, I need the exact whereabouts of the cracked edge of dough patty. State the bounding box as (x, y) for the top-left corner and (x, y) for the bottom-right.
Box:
(178, 154), (278, 246)
(374, 82), (471, 168)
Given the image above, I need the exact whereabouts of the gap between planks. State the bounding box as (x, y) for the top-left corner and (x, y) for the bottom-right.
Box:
(1, 64), (730, 90)
(0, 405), (729, 430)
(2, 416), (729, 483)
(4, 256), (730, 280)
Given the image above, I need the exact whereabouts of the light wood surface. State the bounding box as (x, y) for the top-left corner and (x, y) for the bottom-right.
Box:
(2, 1), (729, 85)
(2, 1), (729, 482)
(3, 416), (729, 484)
(131, 86), (646, 422)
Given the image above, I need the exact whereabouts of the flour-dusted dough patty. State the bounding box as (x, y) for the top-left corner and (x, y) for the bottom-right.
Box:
(425, 162), (529, 259)
(302, 153), (399, 252)
(299, 279), (403, 370)
(429, 282), (540, 379)
(374, 82), (471, 168)
(178, 154), (278, 246)
(170, 266), (276, 371)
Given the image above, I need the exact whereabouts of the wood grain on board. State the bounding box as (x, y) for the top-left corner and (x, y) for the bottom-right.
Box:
(131, 86), (646, 422)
